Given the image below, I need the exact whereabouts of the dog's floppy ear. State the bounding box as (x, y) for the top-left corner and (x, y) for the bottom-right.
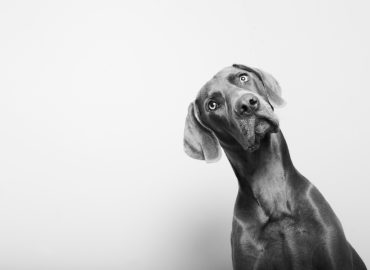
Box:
(254, 68), (286, 108)
(183, 102), (221, 163)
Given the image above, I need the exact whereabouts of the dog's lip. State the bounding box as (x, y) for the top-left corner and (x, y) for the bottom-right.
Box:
(236, 115), (278, 136)
(255, 115), (279, 133)
(234, 114), (278, 151)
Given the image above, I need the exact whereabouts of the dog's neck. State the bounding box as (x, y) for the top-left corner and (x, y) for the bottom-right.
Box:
(221, 130), (300, 219)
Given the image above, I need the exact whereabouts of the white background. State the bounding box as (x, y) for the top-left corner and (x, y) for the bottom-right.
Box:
(0, 1), (369, 269)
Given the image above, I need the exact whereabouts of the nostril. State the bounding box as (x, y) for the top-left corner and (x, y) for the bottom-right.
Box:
(240, 104), (248, 114)
(249, 97), (258, 106)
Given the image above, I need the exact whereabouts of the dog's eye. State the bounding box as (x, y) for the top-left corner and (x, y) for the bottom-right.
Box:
(239, 74), (249, 83)
(207, 100), (219, 111)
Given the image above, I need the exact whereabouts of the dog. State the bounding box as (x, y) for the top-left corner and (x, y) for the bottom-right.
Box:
(183, 64), (367, 270)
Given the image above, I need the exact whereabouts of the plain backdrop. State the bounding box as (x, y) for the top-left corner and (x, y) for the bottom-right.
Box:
(0, 1), (369, 270)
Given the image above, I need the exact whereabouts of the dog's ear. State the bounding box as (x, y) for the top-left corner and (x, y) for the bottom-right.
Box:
(254, 68), (286, 108)
(183, 102), (221, 163)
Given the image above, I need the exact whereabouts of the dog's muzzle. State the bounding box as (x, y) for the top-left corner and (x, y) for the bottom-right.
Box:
(232, 93), (278, 151)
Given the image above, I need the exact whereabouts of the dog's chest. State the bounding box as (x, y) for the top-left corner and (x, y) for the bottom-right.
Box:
(232, 217), (318, 270)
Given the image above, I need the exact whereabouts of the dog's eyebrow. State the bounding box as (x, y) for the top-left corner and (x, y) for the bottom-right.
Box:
(232, 64), (264, 85)
(207, 90), (224, 99)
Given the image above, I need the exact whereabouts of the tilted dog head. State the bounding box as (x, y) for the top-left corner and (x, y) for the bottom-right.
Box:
(184, 64), (285, 162)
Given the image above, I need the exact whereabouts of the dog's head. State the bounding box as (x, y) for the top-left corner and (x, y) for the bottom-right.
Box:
(184, 64), (285, 162)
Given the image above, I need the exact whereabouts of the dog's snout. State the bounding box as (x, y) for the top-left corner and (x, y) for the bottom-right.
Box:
(236, 94), (260, 116)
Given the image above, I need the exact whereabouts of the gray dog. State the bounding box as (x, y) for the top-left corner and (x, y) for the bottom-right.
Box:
(183, 64), (366, 270)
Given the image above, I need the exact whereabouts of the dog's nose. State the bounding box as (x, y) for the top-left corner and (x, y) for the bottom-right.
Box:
(236, 94), (260, 116)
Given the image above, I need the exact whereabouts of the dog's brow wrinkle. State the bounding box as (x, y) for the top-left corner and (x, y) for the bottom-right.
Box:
(208, 90), (224, 98)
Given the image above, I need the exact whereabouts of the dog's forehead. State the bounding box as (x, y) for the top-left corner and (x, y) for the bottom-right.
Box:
(197, 66), (242, 97)
(214, 66), (240, 78)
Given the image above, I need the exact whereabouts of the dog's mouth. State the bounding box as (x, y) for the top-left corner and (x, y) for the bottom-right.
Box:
(237, 115), (279, 152)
